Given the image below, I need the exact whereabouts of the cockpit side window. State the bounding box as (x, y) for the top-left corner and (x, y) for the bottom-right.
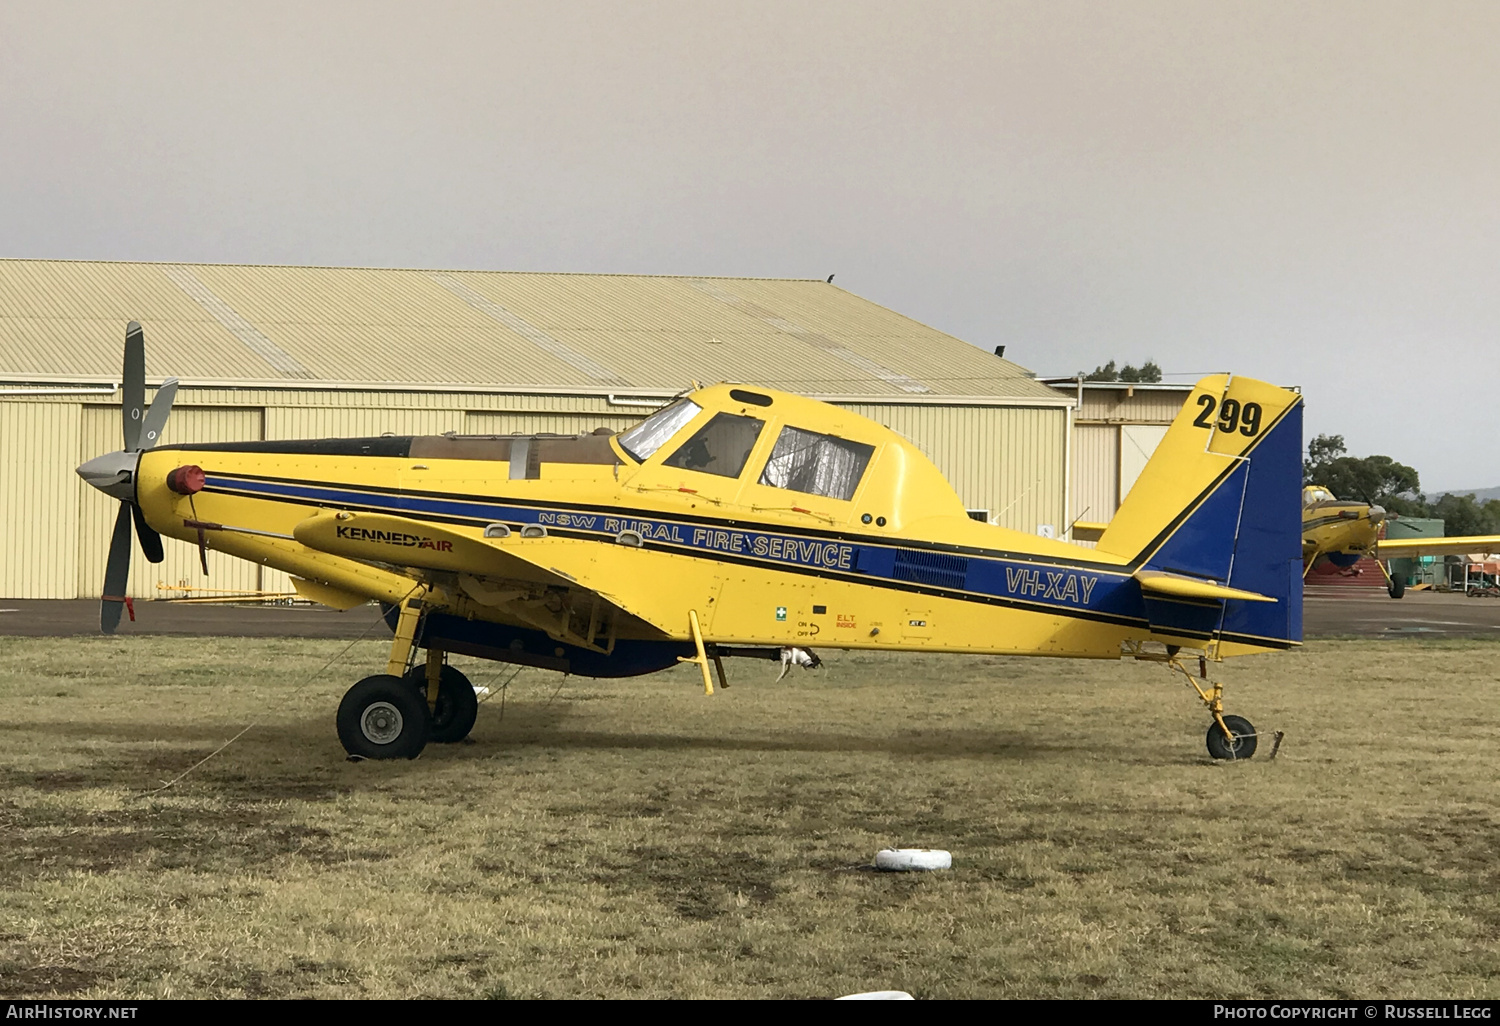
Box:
(618, 399), (702, 462)
(758, 426), (875, 501)
(662, 413), (765, 478)
(1304, 487), (1334, 505)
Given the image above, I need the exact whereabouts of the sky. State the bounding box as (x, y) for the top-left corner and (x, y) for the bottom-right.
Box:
(2, 1), (1497, 490)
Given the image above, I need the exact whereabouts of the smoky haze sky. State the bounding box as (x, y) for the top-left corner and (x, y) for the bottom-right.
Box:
(2, 1), (1497, 491)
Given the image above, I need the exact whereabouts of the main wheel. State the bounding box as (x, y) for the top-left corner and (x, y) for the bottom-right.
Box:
(404, 664), (479, 743)
(337, 674), (431, 760)
(1206, 714), (1258, 760)
(1388, 576), (1406, 599)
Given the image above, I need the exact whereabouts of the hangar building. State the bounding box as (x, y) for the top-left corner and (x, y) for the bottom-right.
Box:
(0, 259), (1073, 600)
(1041, 377), (1194, 531)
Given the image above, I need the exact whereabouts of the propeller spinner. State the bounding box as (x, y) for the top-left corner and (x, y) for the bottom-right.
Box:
(75, 321), (179, 632)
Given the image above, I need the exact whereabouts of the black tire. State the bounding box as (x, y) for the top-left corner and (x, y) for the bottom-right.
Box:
(404, 663), (479, 743)
(337, 674), (431, 760)
(1388, 576), (1406, 599)
(1206, 714), (1258, 761)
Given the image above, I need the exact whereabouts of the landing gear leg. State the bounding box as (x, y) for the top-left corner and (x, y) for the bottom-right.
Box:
(1376, 560), (1406, 599)
(337, 592), (432, 760)
(385, 594), (425, 677)
(402, 648), (479, 744)
(1168, 655), (1279, 761)
(423, 645), (443, 710)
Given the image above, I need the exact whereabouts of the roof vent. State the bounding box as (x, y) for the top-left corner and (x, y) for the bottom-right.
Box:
(729, 388), (773, 407)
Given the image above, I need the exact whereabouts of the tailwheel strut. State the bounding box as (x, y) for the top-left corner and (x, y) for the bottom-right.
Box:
(1167, 655), (1283, 761)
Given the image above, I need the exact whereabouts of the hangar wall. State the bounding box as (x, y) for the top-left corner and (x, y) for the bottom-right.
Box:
(1, 389), (1066, 599)
(1, 259), (1075, 601)
(1042, 380), (1193, 538)
(0, 399), (81, 597)
(844, 401), (1067, 532)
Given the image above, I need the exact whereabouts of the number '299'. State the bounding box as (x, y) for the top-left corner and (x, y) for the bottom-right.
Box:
(1193, 395), (1262, 436)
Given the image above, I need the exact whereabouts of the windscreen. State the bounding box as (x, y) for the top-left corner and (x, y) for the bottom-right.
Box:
(758, 426), (875, 501)
(662, 413), (765, 478)
(617, 399), (702, 462)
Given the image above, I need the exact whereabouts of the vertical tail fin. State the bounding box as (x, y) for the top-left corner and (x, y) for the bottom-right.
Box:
(1097, 375), (1304, 651)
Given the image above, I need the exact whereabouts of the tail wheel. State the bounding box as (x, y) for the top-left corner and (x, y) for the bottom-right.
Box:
(337, 674), (431, 760)
(404, 664), (479, 743)
(1206, 714), (1258, 761)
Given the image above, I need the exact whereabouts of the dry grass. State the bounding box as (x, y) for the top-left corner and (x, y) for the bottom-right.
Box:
(0, 634), (1497, 999)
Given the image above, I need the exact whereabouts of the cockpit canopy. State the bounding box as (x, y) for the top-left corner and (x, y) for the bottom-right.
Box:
(618, 398), (701, 463)
(1303, 485), (1336, 505)
(614, 385), (964, 528)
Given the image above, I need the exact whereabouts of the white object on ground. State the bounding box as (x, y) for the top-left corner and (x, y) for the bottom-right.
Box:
(775, 646), (822, 681)
(874, 848), (952, 871)
(836, 991), (915, 1000)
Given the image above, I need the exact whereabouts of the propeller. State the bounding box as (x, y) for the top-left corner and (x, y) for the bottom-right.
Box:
(76, 321), (179, 633)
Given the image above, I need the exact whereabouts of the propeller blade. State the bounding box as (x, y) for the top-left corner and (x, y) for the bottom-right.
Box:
(101, 504), (134, 633)
(123, 321), (145, 452)
(138, 377), (178, 450)
(131, 502), (164, 564)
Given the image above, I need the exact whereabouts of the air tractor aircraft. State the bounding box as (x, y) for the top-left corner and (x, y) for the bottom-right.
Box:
(78, 323), (1304, 763)
(1299, 486), (1500, 598)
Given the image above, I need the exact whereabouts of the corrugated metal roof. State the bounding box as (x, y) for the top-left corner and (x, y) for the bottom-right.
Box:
(0, 259), (1062, 402)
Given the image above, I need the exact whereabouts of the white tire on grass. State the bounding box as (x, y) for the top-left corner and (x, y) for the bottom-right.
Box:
(874, 848), (951, 871)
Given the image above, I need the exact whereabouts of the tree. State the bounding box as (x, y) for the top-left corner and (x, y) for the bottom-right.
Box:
(1304, 433), (1346, 477)
(1082, 359), (1162, 383)
(1119, 360), (1162, 383)
(1303, 433), (1423, 513)
(1427, 492), (1500, 537)
(1302, 433), (1500, 532)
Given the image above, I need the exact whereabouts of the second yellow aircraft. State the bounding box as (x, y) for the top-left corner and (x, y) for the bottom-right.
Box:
(1300, 485), (1500, 598)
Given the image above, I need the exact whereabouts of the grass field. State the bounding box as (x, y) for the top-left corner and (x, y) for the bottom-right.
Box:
(1, 635), (1497, 999)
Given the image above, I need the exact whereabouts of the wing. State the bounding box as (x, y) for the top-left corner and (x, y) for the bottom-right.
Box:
(1375, 536), (1500, 560)
(292, 511), (684, 649)
(293, 510), (574, 588)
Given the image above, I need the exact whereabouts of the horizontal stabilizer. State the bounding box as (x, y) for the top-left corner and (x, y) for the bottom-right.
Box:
(1134, 570), (1276, 604)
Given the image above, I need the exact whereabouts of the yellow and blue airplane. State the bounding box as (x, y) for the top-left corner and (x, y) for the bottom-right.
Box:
(1299, 485), (1500, 598)
(78, 323), (1305, 762)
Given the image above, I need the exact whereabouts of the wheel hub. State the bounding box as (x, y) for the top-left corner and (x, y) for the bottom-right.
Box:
(360, 701), (404, 745)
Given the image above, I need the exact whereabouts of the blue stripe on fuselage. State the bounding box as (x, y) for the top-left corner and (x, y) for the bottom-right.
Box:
(203, 472), (1151, 625)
